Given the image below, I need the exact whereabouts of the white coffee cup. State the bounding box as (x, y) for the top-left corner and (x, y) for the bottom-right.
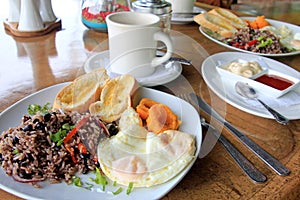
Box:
(168, 0), (195, 13)
(106, 12), (173, 78)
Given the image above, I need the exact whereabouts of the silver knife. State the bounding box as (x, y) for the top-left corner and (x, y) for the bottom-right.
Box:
(201, 119), (267, 183)
(190, 93), (290, 176)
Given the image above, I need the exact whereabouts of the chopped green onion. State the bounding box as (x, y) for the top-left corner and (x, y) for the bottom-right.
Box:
(27, 103), (51, 115)
(28, 104), (42, 115)
(113, 181), (117, 186)
(72, 176), (82, 187)
(257, 38), (273, 48)
(126, 182), (134, 195)
(83, 182), (94, 190)
(50, 129), (67, 146)
(12, 149), (19, 154)
(41, 102), (51, 114)
(112, 187), (123, 195)
(89, 168), (108, 191)
(62, 123), (75, 130)
(70, 176), (94, 190)
(257, 36), (265, 41)
(50, 123), (74, 146)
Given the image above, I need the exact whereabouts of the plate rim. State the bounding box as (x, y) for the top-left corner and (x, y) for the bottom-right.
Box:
(84, 50), (183, 87)
(171, 6), (206, 23)
(199, 17), (300, 57)
(0, 83), (201, 200)
(201, 51), (300, 120)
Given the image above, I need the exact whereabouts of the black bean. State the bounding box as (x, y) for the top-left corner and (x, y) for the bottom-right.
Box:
(13, 136), (19, 144)
(53, 146), (61, 151)
(108, 124), (118, 136)
(80, 152), (91, 159)
(35, 122), (45, 131)
(18, 160), (26, 166)
(95, 161), (100, 168)
(18, 170), (33, 179)
(26, 153), (34, 161)
(22, 124), (33, 132)
(22, 115), (31, 123)
(82, 166), (88, 174)
(43, 113), (51, 122)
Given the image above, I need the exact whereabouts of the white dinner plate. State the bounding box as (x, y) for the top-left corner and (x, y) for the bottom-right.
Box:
(202, 52), (300, 120)
(0, 83), (202, 200)
(171, 6), (206, 24)
(84, 50), (182, 87)
(199, 17), (300, 57)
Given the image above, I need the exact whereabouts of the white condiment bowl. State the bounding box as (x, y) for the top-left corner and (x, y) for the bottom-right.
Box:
(216, 59), (300, 98)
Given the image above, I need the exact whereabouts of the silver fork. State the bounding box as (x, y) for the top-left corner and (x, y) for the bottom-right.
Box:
(177, 93), (267, 183)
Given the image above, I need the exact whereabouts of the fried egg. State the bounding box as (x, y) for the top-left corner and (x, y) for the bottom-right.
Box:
(97, 107), (196, 187)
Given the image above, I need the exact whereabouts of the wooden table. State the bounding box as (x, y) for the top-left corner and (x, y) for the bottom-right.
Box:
(0, 0), (299, 199)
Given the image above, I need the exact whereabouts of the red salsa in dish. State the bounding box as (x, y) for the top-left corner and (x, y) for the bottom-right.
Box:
(254, 74), (294, 90)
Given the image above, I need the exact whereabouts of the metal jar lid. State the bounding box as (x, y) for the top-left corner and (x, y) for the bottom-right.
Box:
(131, 0), (172, 15)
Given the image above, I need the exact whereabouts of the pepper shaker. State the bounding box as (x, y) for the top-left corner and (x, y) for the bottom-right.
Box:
(38, 0), (57, 22)
(8, 0), (20, 22)
(18, 0), (44, 31)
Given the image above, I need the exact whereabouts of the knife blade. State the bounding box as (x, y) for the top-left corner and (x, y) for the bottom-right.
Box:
(190, 93), (290, 176)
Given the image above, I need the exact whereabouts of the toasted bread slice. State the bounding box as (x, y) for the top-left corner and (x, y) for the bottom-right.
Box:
(208, 8), (247, 29)
(89, 74), (138, 123)
(53, 68), (110, 113)
(194, 12), (237, 38)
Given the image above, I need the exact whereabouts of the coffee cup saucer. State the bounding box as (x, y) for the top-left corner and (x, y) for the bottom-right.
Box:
(84, 50), (182, 87)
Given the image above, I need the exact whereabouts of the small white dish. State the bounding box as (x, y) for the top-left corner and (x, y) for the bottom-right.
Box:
(171, 6), (206, 24)
(84, 50), (182, 87)
(0, 83), (201, 200)
(216, 58), (268, 80)
(216, 59), (300, 98)
(202, 52), (300, 120)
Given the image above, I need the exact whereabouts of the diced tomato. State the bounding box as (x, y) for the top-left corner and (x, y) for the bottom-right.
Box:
(78, 142), (88, 154)
(65, 145), (77, 164)
(63, 116), (89, 144)
(247, 40), (258, 46)
(233, 42), (240, 47)
(93, 157), (98, 163)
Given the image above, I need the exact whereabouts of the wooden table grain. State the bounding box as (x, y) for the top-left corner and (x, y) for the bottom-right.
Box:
(0, 0), (299, 199)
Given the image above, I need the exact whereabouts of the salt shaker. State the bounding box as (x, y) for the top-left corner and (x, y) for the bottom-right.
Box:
(18, 0), (44, 31)
(8, 0), (20, 22)
(39, 0), (57, 22)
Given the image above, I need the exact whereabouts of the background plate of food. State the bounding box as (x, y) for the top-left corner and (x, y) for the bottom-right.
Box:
(195, 8), (300, 57)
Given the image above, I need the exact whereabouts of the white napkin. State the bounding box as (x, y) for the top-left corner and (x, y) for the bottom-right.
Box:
(241, 90), (300, 109)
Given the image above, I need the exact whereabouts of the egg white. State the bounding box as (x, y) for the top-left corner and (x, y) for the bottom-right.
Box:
(97, 107), (196, 187)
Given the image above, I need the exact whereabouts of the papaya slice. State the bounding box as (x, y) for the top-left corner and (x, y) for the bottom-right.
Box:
(136, 98), (181, 134)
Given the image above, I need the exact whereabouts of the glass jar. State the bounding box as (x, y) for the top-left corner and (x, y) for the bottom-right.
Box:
(81, 0), (130, 32)
(131, 0), (172, 34)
